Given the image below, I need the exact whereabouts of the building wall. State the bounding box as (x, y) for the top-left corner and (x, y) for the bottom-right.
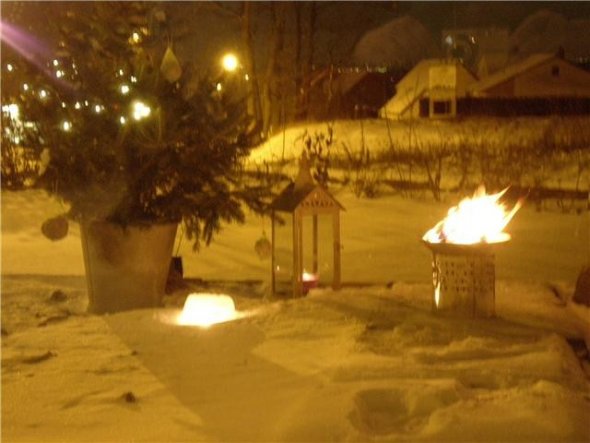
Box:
(513, 59), (590, 97)
(381, 60), (476, 119)
(484, 78), (515, 96)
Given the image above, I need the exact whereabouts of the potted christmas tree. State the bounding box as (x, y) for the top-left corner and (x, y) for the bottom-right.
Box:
(1, 3), (268, 313)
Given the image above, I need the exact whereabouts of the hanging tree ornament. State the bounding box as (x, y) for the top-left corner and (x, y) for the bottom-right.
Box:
(254, 230), (272, 260)
(160, 46), (182, 83)
(41, 215), (69, 241)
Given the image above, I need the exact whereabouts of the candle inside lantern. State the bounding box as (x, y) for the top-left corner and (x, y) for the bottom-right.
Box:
(177, 293), (238, 327)
(302, 271), (319, 294)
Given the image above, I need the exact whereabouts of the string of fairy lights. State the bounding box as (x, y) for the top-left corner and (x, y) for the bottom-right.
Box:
(2, 21), (244, 147)
(2, 28), (156, 144)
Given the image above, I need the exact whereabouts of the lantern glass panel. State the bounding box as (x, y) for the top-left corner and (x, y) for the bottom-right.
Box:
(273, 213), (293, 296)
(301, 214), (334, 285)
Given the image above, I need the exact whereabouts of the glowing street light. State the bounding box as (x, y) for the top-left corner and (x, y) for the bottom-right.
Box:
(221, 53), (239, 72)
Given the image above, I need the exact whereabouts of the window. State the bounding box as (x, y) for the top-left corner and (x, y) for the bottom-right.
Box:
(551, 65), (560, 77)
(419, 99), (429, 117)
(432, 100), (452, 115)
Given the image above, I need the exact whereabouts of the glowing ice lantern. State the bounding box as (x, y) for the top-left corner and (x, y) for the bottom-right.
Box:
(178, 293), (238, 327)
(61, 120), (72, 132)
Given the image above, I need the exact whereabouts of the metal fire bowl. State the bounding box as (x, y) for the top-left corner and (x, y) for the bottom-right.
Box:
(422, 239), (509, 255)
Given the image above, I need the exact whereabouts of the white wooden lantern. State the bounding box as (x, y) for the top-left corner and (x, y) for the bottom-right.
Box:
(270, 154), (344, 297)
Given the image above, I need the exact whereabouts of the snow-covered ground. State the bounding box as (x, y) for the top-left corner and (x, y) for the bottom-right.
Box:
(2, 188), (590, 442)
(249, 117), (590, 165)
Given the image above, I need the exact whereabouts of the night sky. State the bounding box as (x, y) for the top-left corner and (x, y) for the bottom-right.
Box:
(3, 1), (590, 67)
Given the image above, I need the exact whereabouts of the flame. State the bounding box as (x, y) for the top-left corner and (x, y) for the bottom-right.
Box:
(423, 186), (522, 244)
(177, 293), (238, 328)
(434, 281), (441, 307)
(302, 271), (318, 282)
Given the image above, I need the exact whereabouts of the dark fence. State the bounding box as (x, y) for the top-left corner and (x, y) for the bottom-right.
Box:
(457, 97), (590, 117)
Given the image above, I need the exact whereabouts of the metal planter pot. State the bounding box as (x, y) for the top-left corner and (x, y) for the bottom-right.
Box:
(80, 221), (177, 314)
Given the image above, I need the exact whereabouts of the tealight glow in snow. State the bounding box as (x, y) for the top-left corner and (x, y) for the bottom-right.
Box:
(302, 271), (319, 294)
(177, 293), (238, 327)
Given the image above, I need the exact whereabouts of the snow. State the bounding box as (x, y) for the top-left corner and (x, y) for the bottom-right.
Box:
(248, 118), (590, 191)
(2, 181), (590, 441)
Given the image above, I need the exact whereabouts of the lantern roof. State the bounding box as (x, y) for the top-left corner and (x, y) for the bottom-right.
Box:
(270, 182), (344, 212)
(271, 152), (344, 212)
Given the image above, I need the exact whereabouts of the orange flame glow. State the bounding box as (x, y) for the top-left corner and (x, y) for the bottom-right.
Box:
(423, 186), (522, 245)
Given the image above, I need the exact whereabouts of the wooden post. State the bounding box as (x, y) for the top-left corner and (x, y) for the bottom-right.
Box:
(332, 209), (341, 290)
(312, 214), (318, 274)
(271, 210), (276, 296)
(292, 210), (302, 297)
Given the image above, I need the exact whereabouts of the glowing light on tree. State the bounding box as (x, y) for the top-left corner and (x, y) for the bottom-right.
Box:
(61, 120), (72, 132)
(130, 31), (141, 44)
(2, 104), (20, 119)
(131, 101), (151, 121)
(120, 84), (130, 95)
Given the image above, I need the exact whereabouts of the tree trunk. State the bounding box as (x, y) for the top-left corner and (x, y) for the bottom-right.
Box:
(241, 1), (263, 138)
(262, 2), (285, 136)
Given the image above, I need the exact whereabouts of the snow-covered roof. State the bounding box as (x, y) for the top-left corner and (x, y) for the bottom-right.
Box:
(470, 53), (556, 94)
(381, 58), (476, 117)
(271, 182), (344, 212)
